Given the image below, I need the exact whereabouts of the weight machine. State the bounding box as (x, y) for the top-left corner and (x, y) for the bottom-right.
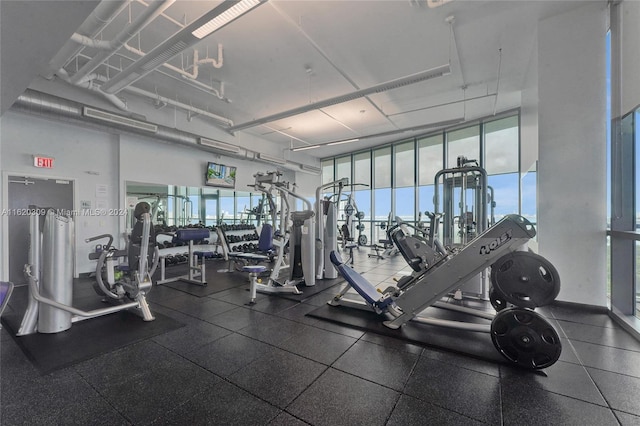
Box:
(368, 213), (400, 259)
(341, 189), (368, 248)
(315, 178), (349, 280)
(434, 156), (496, 298)
(250, 171), (315, 294)
(329, 213), (562, 370)
(18, 202), (157, 336)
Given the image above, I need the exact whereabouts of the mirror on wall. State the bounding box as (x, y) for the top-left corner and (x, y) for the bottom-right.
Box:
(125, 182), (276, 230)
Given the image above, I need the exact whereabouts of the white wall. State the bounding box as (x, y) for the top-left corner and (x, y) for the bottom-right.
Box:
(0, 110), (320, 278)
(537, 3), (608, 306)
(1, 111), (120, 276)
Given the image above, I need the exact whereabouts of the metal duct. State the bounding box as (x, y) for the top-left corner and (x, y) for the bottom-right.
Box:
(10, 90), (317, 172)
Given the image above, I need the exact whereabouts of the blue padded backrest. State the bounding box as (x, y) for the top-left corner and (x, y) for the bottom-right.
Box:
(329, 251), (387, 307)
(258, 224), (273, 251)
(174, 228), (210, 242)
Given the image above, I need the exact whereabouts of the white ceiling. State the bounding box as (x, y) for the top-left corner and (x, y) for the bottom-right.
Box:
(1, 0), (596, 158)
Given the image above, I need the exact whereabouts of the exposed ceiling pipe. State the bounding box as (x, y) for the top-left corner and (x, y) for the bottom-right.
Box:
(102, 51), (229, 101)
(55, 68), (128, 110)
(9, 89), (301, 170)
(100, 0), (268, 95)
(44, 0), (131, 80)
(74, 53), (233, 117)
(124, 86), (233, 127)
(69, 0), (175, 84)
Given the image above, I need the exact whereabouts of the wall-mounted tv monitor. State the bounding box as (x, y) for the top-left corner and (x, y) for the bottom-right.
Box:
(205, 162), (236, 188)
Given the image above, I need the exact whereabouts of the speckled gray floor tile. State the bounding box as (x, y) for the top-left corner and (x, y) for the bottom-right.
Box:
(286, 368), (399, 426)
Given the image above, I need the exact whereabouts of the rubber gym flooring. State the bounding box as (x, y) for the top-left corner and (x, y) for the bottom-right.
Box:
(2, 249), (640, 425)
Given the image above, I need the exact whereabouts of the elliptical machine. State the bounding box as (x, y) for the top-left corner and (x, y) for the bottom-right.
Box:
(18, 202), (157, 336)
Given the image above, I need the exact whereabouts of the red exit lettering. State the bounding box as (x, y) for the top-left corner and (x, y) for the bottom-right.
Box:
(33, 156), (54, 168)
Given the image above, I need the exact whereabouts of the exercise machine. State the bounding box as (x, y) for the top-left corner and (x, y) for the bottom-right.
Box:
(434, 156), (496, 298)
(18, 202), (157, 335)
(315, 178), (349, 279)
(368, 213), (399, 259)
(329, 214), (562, 370)
(341, 191), (368, 247)
(251, 171), (315, 295)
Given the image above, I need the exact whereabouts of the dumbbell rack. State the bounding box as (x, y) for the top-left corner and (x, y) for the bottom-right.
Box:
(218, 224), (260, 254)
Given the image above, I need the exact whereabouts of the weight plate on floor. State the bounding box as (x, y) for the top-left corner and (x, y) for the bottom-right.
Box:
(358, 234), (368, 246)
(489, 287), (507, 312)
(490, 251), (560, 309)
(490, 307), (562, 370)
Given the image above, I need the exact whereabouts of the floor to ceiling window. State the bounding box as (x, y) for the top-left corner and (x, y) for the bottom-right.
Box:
(321, 112), (521, 244)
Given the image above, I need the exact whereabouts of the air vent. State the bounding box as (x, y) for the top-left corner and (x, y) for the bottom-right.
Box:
(300, 164), (321, 175)
(257, 153), (286, 165)
(83, 107), (157, 133)
(199, 137), (240, 153)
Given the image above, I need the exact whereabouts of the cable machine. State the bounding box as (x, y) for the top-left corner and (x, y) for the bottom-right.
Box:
(434, 156), (496, 298)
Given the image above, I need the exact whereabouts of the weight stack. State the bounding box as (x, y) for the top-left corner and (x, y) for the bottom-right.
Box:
(38, 211), (74, 333)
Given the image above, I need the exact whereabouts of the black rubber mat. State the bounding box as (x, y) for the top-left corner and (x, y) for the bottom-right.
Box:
(307, 303), (506, 365)
(271, 277), (346, 302)
(2, 310), (184, 375)
(157, 267), (247, 297)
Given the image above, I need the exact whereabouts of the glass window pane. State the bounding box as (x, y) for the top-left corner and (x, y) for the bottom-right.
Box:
(321, 159), (334, 185)
(394, 187), (415, 222)
(447, 126), (479, 168)
(374, 147), (391, 188)
(394, 141), (415, 187)
(418, 134), (443, 186)
(419, 185), (435, 214)
(488, 173), (520, 223)
(485, 116), (519, 174)
(219, 190), (234, 224)
(354, 152), (371, 187)
(335, 156), (351, 181)
(236, 192), (251, 223)
(373, 188), (391, 242)
(354, 190), (371, 220)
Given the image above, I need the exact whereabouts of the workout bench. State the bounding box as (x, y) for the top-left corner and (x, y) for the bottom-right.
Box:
(157, 228), (211, 287)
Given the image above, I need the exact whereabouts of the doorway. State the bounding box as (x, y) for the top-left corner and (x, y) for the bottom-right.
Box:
(6, 175), (74, 285)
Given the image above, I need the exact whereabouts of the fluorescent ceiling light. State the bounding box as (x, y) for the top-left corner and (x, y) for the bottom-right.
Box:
(327, 138), (359, 146)
(101, 0), (266, 94)
(289, 117), (464, 152)
(258, 153), (286, 164)
(192, 0), (263, 39)
(228, 64), (451, 133)
(291, 144), (321, 152)
(199, 137), (240, 153)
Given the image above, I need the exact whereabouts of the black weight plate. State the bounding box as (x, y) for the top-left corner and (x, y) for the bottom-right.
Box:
(489, 287), (507, 312)
(490, 307), (562, 370)
(491, 251), (560, 309)
(358, 234), (368, 246)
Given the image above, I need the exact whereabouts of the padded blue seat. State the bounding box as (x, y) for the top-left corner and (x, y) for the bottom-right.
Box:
(242, 265), (267, 274)
(329, 251), (394, 310)
(193, 251), (215, 259)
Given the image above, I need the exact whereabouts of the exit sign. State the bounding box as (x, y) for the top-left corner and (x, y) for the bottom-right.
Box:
(33, 156), (54, 168)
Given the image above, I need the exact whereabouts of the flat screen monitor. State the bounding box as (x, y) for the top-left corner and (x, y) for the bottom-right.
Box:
(205, 162), (236, 188)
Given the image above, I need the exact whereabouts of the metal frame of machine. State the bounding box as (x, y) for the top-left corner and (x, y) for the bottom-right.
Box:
(329, 214), (563, 370)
